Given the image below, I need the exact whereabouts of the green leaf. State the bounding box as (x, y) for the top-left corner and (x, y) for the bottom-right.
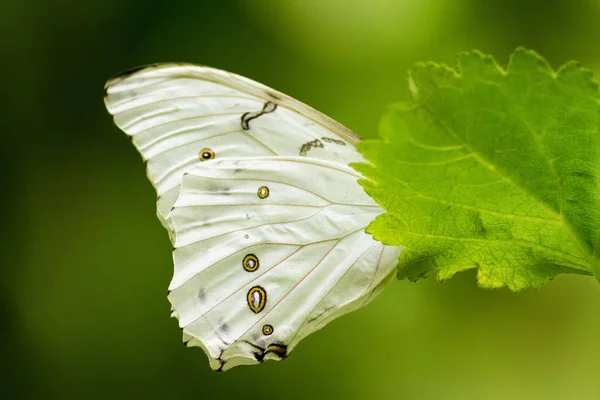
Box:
(353, 48), (600, 291)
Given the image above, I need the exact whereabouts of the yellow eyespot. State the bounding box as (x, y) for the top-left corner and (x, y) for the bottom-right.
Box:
(262, 324), (274, 336)
(199, 148), (215, 161)
(242, 254), (259, 272)
(247, 286), (266, 314)
(257, 186), (269, 199)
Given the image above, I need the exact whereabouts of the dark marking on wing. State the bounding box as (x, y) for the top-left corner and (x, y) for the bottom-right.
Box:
(265, 343), (288, 359)
(198, 288), (206, 303)
(107, 62), (194, 83)
(251, 345), (269, 362)
(212, 340), (288, 370)
(266, 91), (281, 101)
(105, 63), (200, 97)
(110, 64), (156, 81)
(215, 347), (226, 372)
(306, 306), (334, 324)
(197, 217), (211, 228)
(242, 340), (265, 352)
(215, 332), (230, 346)
(299, 139), (324, 156)
(105, 65), (152, 97)
(240, 340), (266, 362)
(213, 341), (265, 368)
(220, 322), (230, 334)
(235, 340), (288, 363)
(321, 137), (346, 146)
(241, 102), (278, 130)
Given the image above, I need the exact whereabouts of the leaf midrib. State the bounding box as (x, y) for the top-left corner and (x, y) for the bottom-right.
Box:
(420, 103), (594, 272)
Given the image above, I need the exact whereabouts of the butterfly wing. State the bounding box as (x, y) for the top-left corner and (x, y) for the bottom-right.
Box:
(104, 64), (364, 235)
(168, 157), (402, 370)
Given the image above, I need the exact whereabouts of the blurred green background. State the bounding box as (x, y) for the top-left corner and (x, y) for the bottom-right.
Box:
(3, 0), (600, 399)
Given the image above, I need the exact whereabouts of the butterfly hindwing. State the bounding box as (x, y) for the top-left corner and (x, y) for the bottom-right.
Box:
(168, 157), (401, 370)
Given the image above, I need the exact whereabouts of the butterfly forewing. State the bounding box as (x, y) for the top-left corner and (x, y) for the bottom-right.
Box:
(104, 64), (363, 234)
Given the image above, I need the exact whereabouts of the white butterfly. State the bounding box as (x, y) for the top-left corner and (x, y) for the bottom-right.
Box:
(104, 64), (402, 371)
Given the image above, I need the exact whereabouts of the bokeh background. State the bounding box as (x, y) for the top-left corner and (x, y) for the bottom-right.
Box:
(2, 0), (600, 399)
